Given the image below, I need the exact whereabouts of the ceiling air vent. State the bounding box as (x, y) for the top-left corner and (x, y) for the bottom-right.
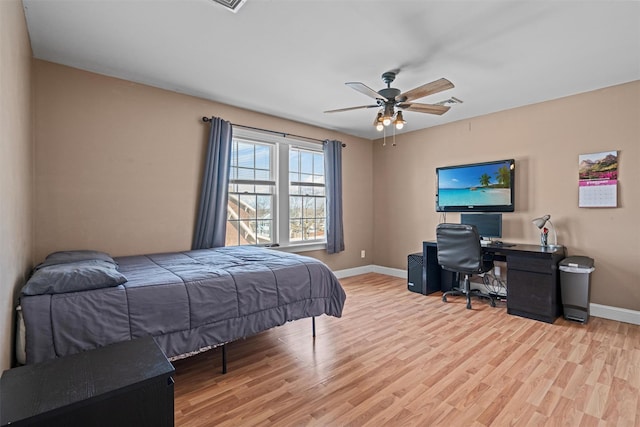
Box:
(211, 0), (247, 13)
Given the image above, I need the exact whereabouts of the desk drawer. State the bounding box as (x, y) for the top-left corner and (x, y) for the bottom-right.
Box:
(507, 255), (556, 274)
(507, 268), (562, 323)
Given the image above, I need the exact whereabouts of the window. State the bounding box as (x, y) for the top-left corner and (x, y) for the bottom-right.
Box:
(289, 148), (326, 242)
(225, 129), (326, 250)
(226, 140), (275, 246)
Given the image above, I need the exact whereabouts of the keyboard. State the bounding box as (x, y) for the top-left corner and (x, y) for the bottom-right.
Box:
(482, 240), (516, 248)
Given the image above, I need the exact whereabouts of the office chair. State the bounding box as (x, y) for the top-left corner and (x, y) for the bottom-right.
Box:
(436, 223), (496, 309)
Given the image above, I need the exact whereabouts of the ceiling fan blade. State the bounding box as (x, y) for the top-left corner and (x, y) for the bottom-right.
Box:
(399, 103), (451, 115)
(345, 82), (388, 101)
(400, 78), (454, 102)
(324, 105), (379, 113)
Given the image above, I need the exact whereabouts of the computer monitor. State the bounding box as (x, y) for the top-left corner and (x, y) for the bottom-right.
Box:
(460, 213), (502, 240)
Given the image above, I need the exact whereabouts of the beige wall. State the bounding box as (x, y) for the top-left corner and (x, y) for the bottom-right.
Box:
(0, 1), (34, 370)
(33, 60), (373, 272)
(373, 81), (640, 311)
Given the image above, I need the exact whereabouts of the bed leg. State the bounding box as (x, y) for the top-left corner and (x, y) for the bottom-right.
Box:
(221, 344), (227, 374)
(312, 316), (316, 338)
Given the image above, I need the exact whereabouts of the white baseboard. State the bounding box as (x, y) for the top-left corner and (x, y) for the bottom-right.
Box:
(372, 265), (405, 278)
(333, 265), (640, 326)
(333, 265), (405, 279)
(590, 303), (640, 326)
(332, 265), (374, 279)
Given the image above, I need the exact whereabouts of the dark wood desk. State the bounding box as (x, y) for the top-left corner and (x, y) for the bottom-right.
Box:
(422, 241), (566, 323)
(1, 337), (175, 427)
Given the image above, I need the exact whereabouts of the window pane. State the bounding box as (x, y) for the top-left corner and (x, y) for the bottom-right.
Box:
(236, 143), (254, 169)
(290, 196), (302, 218)
(290, 220), (302, 241)
(226, 139), (276, 247)
(310, 220), (319, 240)
(255, 169), (270, 181)
(231, 147), (237, 166)
(255, 145), (270, 170)
(227, 199), (238, 219)
(316, 218), (326, 238)
(300, 174), (313, 185)
(237, 167), (254, 181)
(296, 184), (312, 196)
(225, 221), (240, 246)
(314, 153), (324, 175)
(254, 184), (273, 194)
(239, 194), (256, 212)
(256, 220), (272, 242)
(289, 150), (299, 172)
(300, 151), (313, 174)
(316, 197), (326, 217)
(257, 195), (272, 219)
(236, 220), (254, 244)
(235, 183), (254, 193)
(302, 220), (314, 240)
(303, 197), (315, 219)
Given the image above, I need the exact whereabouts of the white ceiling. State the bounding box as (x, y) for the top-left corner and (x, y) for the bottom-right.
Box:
(22, 0), (640, 140)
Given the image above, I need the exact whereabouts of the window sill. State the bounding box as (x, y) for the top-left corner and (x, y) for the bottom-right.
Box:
(268, 242), (327, 254)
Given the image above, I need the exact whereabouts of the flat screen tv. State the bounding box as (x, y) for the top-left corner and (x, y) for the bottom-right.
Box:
(436, 159), (515, 212)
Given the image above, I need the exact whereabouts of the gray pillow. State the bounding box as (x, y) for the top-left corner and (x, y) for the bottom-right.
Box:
(22, 260), (127, 296)
(35, 250), (118, 271)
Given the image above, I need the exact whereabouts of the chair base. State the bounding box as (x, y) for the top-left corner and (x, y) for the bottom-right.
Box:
(442, 274), (496, 309)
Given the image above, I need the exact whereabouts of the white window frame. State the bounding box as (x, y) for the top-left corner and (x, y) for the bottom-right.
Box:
(231, 128), (327, 252)
(227, 138), (276, 247)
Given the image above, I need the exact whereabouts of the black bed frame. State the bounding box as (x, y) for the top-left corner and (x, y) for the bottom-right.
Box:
(217, 316), (315, 374)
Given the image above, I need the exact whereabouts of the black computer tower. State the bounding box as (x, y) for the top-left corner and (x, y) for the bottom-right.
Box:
(409, 244), (448, 295)
(407, 253), (425, 294)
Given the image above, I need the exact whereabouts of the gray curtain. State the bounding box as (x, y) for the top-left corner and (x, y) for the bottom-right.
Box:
(193, 117), (233, 249)
(323, 139), (345, 254)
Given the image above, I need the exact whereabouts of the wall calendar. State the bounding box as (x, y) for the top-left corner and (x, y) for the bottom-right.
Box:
(578, 150), (618, 208)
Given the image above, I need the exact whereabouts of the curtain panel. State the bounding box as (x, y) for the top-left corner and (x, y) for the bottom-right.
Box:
(193, 117), (233, 249)
(323, 139), (345, 254)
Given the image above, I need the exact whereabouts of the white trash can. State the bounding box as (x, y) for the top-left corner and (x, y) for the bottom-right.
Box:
(559, 256), (595, 323)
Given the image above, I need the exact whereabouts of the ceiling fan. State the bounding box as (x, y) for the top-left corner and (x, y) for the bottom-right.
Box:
(324, 71), (456, 131)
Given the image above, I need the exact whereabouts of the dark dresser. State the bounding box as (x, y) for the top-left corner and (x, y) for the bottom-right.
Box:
(1, 336), (175, 427)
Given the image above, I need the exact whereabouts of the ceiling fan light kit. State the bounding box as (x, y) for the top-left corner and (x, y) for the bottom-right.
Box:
(325, 71), (457, 133)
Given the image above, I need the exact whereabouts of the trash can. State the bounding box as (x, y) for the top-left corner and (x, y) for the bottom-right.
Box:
(559, 256), (595, 323)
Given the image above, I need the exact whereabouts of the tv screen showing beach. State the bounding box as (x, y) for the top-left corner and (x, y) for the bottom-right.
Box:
(436, 159), (514, 212)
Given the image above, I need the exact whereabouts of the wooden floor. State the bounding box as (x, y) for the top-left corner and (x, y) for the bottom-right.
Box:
(173, 273), (640, 426)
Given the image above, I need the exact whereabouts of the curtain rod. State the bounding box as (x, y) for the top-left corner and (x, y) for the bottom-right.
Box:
(202, 116), (346, 147)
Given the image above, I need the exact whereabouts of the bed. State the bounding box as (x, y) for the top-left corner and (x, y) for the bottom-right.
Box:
(19, 246), (347, 368)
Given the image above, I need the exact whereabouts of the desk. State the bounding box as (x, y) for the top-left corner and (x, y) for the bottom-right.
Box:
(422, 241), (566, 323)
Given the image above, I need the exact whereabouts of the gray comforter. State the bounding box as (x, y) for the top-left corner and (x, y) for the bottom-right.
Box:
(21, 246), (346, 364)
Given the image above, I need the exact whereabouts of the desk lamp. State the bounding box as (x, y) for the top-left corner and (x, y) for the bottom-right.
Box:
(532, 214), (558, 246)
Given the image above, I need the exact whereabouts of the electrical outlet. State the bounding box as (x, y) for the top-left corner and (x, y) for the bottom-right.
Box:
(494, 266), (501, 277)
(361, 250), (366, 258)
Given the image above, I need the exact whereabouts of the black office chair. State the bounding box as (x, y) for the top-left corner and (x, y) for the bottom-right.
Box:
(436, 223), (496, 309)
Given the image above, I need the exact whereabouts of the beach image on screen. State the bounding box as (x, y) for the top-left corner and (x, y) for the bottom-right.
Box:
(438, 161), (512, 206)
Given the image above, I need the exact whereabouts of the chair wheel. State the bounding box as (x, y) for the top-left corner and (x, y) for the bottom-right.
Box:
(490, 300), (496, 307)
(442, 295), (447, 302)
(466, 302), (472, 309)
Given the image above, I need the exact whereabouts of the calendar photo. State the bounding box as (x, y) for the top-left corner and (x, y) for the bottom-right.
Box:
(578, 150), (618, 207)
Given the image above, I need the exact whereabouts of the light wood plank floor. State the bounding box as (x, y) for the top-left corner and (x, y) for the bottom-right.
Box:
(173, 273), (640, 426)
